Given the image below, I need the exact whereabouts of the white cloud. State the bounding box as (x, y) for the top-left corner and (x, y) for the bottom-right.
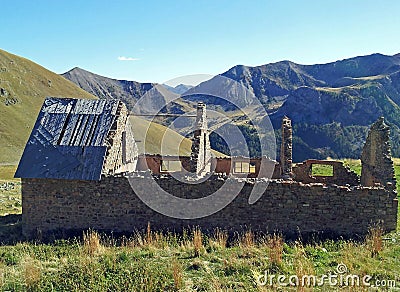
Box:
(118, 56), (140, 61)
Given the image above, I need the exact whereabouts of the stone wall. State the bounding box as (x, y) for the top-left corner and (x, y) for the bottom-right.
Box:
(361, 117), (397, 191)
(103, 102), (138, 175)
(293, 159), (360, 185)
(22, 176), (397, 239)
(136, 155), (192, 174)
(190, 103), (211, 176)
(280, 116), (293, 179)
(137, 155), (281, 178)
(214, 157), (281, 178)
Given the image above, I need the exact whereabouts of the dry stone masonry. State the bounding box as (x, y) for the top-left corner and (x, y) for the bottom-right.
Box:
(280, 116), (293, 179)
(361, 117), (397, 192)
(293, 159), (360, 185)
(21, 176), (397, 238)
(15, 98), (398, 239)
(102, 101), (138, 174)
(190, 102), (211, 176)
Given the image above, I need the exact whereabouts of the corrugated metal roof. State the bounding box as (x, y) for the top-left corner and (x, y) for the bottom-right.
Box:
(15, 97), (121, 180)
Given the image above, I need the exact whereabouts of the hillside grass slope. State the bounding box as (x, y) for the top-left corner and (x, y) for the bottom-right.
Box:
(0, 49), (97, 164)
(131, 116), (224, 157)
(0, 49), (221, 166)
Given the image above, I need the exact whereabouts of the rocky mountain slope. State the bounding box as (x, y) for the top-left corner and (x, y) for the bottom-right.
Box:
(221, 53), (400, 106)
(62, 67), (154, 110)
(61, 53), (400, 161)
(162, 84), (193, 95)
(187, 53), (400, 160)
(62, 68), (192, 115)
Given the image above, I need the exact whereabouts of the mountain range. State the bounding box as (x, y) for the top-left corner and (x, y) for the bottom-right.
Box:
(62, 53), (400, 161)
(218, 53), (400, 160)
(2, 48), (400, 164)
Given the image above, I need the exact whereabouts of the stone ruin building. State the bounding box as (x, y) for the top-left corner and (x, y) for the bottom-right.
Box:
(15, 97), (398, 238)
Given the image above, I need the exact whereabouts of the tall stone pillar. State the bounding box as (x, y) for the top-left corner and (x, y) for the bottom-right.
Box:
(190, 102), (211, 176)
(280, 116), (293, 179)
(361, 117), (396, 192)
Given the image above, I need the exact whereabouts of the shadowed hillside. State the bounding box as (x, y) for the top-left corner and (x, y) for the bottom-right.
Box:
(62, 68), (192, 115)
(189, 53), (400, 160)
(62, 67), (154, 110)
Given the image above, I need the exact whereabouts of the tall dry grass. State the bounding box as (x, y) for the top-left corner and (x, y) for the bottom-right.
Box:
(0, 265), (4, 289)
(209, 228), (228, 249)
(83, 229), (103, 255)
(126, 224), (170, 249)
(172, 258), (183, 290)
(23, 256), (41, 289)
(265, 234), (284, 265)
(240, 230), (255, 248)
(146, 222), (152, 245)
(293, 242), (314, 291)
(366, 225), (383, 257)
(193, 228), (203, 257)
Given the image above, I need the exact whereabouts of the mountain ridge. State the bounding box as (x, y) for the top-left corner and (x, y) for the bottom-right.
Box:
(62, 67), (154, 109)
(216, 53), (400, 160)
(60, 52), (400, 161)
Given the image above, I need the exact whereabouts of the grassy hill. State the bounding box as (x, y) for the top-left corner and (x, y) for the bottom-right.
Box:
(131, 116), (224, 157)
(0, 49), (97, 165)
(0, 49), (222, 166)
(131, 116), (191, 156)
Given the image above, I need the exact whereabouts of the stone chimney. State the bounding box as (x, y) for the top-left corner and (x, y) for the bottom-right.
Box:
(280, 116), (293, 179)
(361, 117), (396, 192)
(190, 102), (211, 176)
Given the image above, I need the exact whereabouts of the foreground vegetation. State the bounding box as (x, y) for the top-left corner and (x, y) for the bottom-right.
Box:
(0, 161), (400, 291)
(0, 227), (399, 291)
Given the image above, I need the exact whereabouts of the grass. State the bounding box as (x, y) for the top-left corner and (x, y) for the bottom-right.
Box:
(343, 158), (362, 176)
(130, 116), (225, 157)
(311, 164), (334, 176)
(0, 160), (400, 290)
(0, 49), (97, 165)
(0, 228), (398, 291)
(0, 165), (21, 216)
(0, 165), (18, 181)
(0, 180), (21, 216)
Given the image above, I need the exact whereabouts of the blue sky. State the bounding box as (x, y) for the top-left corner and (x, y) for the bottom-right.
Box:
(1, 0), (399, 85)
